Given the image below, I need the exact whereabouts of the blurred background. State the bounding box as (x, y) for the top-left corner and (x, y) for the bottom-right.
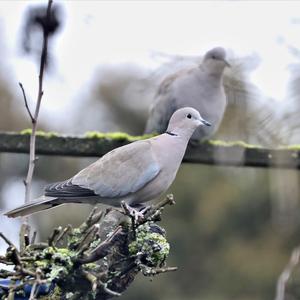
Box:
(1, 1), (300, 299)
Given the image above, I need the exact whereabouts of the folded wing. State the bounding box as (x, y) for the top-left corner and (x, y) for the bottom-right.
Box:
(46, 140), (160, 199)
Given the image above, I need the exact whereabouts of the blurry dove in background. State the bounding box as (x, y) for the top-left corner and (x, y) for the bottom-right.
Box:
(5, 107), (211, 218)
(144, 47), (229, 142)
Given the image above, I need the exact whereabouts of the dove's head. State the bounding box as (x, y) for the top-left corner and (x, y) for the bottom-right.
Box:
(166, 107), (211, 138)
(202, 47), (230, 75)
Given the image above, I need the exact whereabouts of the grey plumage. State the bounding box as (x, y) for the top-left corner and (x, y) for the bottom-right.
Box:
(144, 47), (229, 142)
(5, 107), (210, 218)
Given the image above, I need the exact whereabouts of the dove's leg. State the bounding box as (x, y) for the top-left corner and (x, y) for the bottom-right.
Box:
(121, 202), (147, 223)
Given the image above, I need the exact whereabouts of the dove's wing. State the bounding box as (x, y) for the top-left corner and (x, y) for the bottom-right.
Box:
(50, 140), (161, 199)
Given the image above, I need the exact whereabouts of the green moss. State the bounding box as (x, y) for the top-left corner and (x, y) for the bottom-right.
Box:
(284, 144), (300, 151)
(68, 228), (82, 248)
(20, 128), (58, 137)
(85, 263), (98, 270)
(129, 223), (170, 267)
(34, 259), (48, 268)
(207, 139), (261, 149)
(38, 286), (62, 300)
(85, 131), (155, 141)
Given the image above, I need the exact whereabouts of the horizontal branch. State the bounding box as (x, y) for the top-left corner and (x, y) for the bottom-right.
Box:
(0, 132), (300, 169)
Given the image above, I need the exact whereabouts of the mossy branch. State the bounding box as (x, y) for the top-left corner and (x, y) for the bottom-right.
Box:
(1, 132), (300, 169)
(0, 195), (176, 299)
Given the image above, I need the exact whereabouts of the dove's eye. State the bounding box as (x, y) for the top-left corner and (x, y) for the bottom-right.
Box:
(211, 55), (216, 59)
(187, 114), (192, 119)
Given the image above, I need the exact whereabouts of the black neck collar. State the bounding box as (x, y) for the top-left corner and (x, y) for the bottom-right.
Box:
(165, 131), (178, 136)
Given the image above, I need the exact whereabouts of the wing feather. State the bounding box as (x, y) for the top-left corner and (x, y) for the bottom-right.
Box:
(72, 140), (160, 198)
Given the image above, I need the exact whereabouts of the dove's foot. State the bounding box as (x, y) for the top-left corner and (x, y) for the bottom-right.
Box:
(121, 202), (149, 224)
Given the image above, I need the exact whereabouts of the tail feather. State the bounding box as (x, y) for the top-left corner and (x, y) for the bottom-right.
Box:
(5, 196), (61, 218)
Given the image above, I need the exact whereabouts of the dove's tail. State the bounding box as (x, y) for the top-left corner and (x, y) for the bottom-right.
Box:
(4, 196), (61, 218)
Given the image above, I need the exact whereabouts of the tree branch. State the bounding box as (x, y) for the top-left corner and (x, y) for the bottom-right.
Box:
(1, 132), (300, 169)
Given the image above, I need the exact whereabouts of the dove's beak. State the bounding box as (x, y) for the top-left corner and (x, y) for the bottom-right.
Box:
(200, 118), (211, 127)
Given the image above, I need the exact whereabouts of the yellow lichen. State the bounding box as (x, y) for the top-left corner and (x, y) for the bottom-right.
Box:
(20, 129), (58, 137)
(207, 139), (261, 149)
(85, 131), (155, 141)
(283, 144), (300, 151)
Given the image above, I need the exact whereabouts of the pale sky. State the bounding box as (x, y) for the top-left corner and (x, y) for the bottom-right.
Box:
(1, 1), (300, 122)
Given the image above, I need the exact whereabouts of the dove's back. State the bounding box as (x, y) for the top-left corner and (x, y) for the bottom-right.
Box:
(145, 47), (229, 142)
(145, 67), (226, 141)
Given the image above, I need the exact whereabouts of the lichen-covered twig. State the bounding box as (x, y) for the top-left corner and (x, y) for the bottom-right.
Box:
(0, 195), (176, 299)
(54, 224), (72, 246)
(20, 219), (31, 252)
(48, 226), (62, 247)
(142, 194), (176, 223)
(78, 226), (124, 264)
(140, 265), (178, 276)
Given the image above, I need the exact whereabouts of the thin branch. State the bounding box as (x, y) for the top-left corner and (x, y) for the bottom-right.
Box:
(275, 246), (300, 300)
(54, 224), (72, 246)
(19, 223), (30, 253)
(18, 82), (35, 123)
(143, 194), (175, 222)
(24, 0), (53, 207)
(78, 226), (124, 264)
(31, 230), (37, 244)
(77, 224), (100, 254)
(0, 232), (16, 248)
(140, 265), (178, 276)
(48, 226), (62, 247)
(82, 270), (98, 292)
(98, 280), (122, 297)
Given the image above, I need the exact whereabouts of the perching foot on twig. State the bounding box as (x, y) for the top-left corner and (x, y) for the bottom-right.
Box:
(121, 202), (149, 224)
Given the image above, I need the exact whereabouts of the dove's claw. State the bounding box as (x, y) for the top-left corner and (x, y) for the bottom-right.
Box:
(121, 202), (146, 223)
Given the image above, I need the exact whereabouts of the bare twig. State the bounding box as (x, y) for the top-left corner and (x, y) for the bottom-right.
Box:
(27, 242), (48, 251)
(23, 0), (53, 207)
(0, 232), (16, 248)
(77, 224), (100, 254)
(31, 230), (37, 245)
(143, 194), (175, 221)
(0, 258), (14, 265)
(54, 224), (72, 246)
(19, 223), (30, 253)
(275, 246), (300, 300)
(18, 82), (34, 123)
(29, 280), (38, 300)
(82, 270), (98, 292)
(98, 279), (122, 297)
(78, 226), (124, 264)
(140, 265), (178, 276)
(29, 268), (42, 300)
(48, 226), (62, 246)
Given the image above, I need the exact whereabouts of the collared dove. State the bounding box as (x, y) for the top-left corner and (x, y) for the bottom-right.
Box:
(5, 107), (211, 218)
(144, 47), (229, 142)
